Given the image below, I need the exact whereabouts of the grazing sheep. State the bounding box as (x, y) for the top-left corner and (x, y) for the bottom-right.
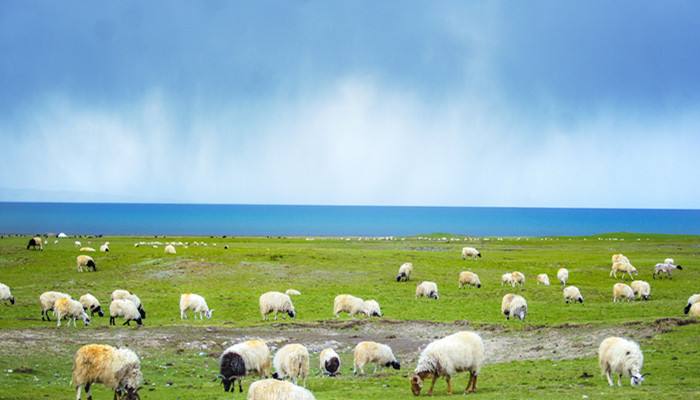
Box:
(630, 281), (651, 301)
(353, 341), (400, 375)
(74, 241), (81, 247)
(664, 258), (674, 264)
(319, 348), (341, 377)
(333, 294), (369, 318)
(501, 294), (527, 321)
(109, 299), (143, 326)
(215, 340), (271, 393)
(598, 337), (648, 387)
(563, 286), (584, 303)
(111, 290), (146, 319)
(557, 268), (569, 285)
(285, 289), (301, 296)
(612, 254), (630, 264)
(76, 255), (97, 272)
(79, 293), (104, 317)
(39, 291), (72, 321)
(684, 294), (700, 314)
(501, 273), (513, 286)
(272, 343), (310, 387)
(246, 379), (316, 400)
(72, 344), (143, 400)
(99, 244), (109, 252)
(613, 283), (635, 302)
(415, 281), (439, 299)
(180, 293), (214, 320)
(689, 303), (700, 316)
(396, 262), (413, 282)
(259, 291), (296, 321)
(363, 299), (382, 317)
(536, 273), (550, 286)
(610, 262), (638, 280)
(511, 271), (525, 287)
(164, 244), (176, 254)
(26, 237), (43, 250)
(0, 283), (15, 305)
(461, 247), (481, 260)
(458, 271), (481, 289)
(55, 297), (91, 327)
(409, 331), (485, 396)
(652, 262), (683, 279)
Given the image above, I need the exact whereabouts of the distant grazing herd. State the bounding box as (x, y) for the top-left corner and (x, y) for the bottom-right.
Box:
(0, 237), (697, 398)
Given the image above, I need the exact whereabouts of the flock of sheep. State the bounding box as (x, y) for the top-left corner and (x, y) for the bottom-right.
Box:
(4, 239), (699, 399)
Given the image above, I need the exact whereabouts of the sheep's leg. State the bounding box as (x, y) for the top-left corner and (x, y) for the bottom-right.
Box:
(373, 364), (378, 374)
(426, 375), (438, 395)
(180, 310), (187, 320)
(75, 384), (82, 400)
(445, 375), (452, 394)
(604, 370), (614, 386)
(464, 373), (474, 393)
(84, 383), (92, 400)
(274, 312), (278, 321)
(617, 373), (622, 387)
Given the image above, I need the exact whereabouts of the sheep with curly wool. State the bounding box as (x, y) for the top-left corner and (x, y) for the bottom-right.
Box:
(461, 247), (481, 260)
(333, 294), (369, 318)
(0, 283), (15, 305)
(598, 336), (648, 387)
(76, 255), (97, 272)
(563, 286), (584, 303)
(684, 294), (700, 314)
(397, 262), (413, 282)
(272, 343), (310, 387)
(613, 283), (635, 302)
(537, 273), (550, 286)
(55, 297), (91, 327)
(39, 291), (72, 321)
(501, 293), (527, 321)
(111, 290), (146, 319)
(459, 271), (481, 289)
(72, 344), (143, 400)
(610, 262), (638, 280)
(353, 341), (400, 375)
(259, 291), (296, 321)
(409, 331), (485, 396)
(215, 340), (271, 393)
(652, 262), (683, 279)
(319, 348), (341, 377)
(26, 237), (43, 250)
(180, 292), (214, 320)
(79, 293), (104, 317)
(415, 281), (439, 299)
(246, 379), (316, 400)
(511, 271), (525, 287)
(557, 268), (569, 285)
(109, 299), (143, 326)
(630, 281), (651, 301)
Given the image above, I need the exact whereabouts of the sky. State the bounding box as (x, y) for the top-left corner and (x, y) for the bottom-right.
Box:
(1, 1), (699, 209)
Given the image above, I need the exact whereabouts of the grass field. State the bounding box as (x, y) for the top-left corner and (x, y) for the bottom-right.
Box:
(0, 232), (698, 399)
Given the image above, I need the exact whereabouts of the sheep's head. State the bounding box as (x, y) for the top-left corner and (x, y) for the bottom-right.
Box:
(87, 260), (97, 271)
(630, 373), (650, 386)
(676, 265), (683, 270)
(371, 310), (382, 317)
(138, 307), (146, 319)
(120, 386), (143, 400)
(429, 291), (439, 300)
(410, 374), (428, 396)
(385, 360), (400, 370)
(9, 296), (14, 305)
(477, 283), (482, 288)
(214, 375), (241, 393)
(204, 309), (214, 319)
(578, 296), (584, 303)
(514, 306), (527, 321)
(396, 274), (402, 282)
(287, 308), (296, 319)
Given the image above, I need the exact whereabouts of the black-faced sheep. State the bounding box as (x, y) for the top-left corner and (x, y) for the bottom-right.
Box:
(26, 237), (42, 250)
(55, 297), (91, 327)
(259, 291), (296, 321)
(72, 344), (143, 400)
(630, 280), (651, 301)
(459, 271), (481, 289)
(319, 348), (341, 377)
(272, 343), (310, 387)
(111, 290), (146, 319)
(415, 281), (439, 299)
(246, 378), (316, 400)
(363, 299), (382, 317)
(397, 262), (413, 282)
(563, 286), (584, 303)
(333, 294), (369, 318)
(557, 268), (569, 285)
(501, 293), (527, 321)
(684, 294), (700, 314)
(0, 283), (15, 305)
(410, 331), (485, 395)
(652, 262), (682, 279)
(180, 292), (214, 320)
(79, 294), (104, 317)
(109, 299), (142, 326)
(353, 341), (400, 375)
(215, 340), (271, 393)
(598, 337), (648, 387)
(461, 247), (481, 260)
(76, 255), (97, 272)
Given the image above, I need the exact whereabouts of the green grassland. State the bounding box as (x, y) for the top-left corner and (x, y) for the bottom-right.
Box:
(0, 232), (698, 399)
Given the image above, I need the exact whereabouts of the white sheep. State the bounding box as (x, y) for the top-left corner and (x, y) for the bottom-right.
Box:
(353, 341), (400, 375)
(109, 299), (143, 326)
(216, 340), (271, 393)
(612, 254), (630, 264)
(557, 268), (569, 285)
(511, 271), (525, 287)
(630, 280), (651, 301)
(111, 289), (146, 319)
(39, 291), (72, 321)
(501, 293), (527, 321)
(180, 293), (214, 320)
(0, 283), (15, 305)
(246, 378), (316, 400)
(664, 258), (674, 264)
(80, 247), (96, 252)
(610, 262), (638, 280)
(74, 241), (81, 247)
(613, 283), (635, 302)
(684, 294), (700, 314)
(501, 273), (513, 286)
(72, 344), (143, 400)
(363, 299), (382, 317)
(319, 348), (341, 377)
(563, 286), (584, 303)
(259, 291), (296, 321)
(397, 262), (413, 282)
(99, 244), (109, 252)
(415, 281), (439, 299)
(285, 289), (301, 295)
(333, 294), (369, 317)
(272, 343), (310, 387)
(54, 297), (91, 327)
(409, 331), (485, 396)
(26, 237), (43, 250)
(164, 244), (176, 254)
(461, 247), (481, 260)
(458, 271), (481, 289)
(598, 336), (648, 387)
(652, 262), (683, 279)
(536, 273), (550, 286)
(689, 303), (700, 316)
(76, 255), (97, 272)
(79, 293), (104, 317)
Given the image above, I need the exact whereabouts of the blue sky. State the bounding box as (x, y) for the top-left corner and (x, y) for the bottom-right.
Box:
(1, 2), (698, 208)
